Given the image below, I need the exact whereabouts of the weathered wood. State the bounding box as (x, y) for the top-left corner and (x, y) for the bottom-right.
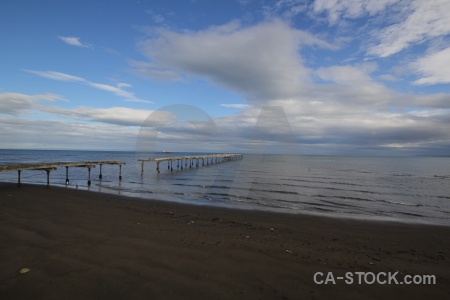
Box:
(0, 161), (126, 187)
(0, 160), (124, 172)
(138, 154), (243, 174)
(138, 154), (242, 163)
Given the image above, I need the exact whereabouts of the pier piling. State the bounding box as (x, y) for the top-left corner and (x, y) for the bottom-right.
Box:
(138, 154), (243, 175)
(65, 166), (69, 184)
(1, 160), (125, 187)
(46, 169), (51, 188)
(99, 164), (103, 179)
(87, 167), (92, 186)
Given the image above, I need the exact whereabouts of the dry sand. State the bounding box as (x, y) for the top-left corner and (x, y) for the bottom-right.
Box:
(0, 182), (449, 299)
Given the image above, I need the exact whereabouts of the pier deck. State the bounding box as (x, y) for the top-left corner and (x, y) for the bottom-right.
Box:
(138, 153), (242, 173)
(0, 161), (125, 187)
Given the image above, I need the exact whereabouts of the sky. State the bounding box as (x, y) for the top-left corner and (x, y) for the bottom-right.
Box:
(1, 0), (450, 155)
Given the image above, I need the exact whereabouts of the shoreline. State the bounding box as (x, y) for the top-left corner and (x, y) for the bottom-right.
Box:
(3, 180), (447, 228)
(1, 183), (450, 299)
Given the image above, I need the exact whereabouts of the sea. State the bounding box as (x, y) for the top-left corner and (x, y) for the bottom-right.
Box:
(1, 149), (449, 226)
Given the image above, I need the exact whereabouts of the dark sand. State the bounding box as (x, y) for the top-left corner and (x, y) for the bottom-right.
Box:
(0, 183), (449, 299)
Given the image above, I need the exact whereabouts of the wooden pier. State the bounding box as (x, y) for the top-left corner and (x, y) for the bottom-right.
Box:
(138, 154), (242, 174)
(0, 161), (125, 187)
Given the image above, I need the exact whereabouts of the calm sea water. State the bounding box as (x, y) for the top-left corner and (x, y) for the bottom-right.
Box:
(1, 150), (449, 226)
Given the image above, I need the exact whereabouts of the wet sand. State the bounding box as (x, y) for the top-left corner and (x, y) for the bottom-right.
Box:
(0, 182), (449, 299)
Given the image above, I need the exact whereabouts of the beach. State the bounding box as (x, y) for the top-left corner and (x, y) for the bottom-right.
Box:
(1, 182), (449, 299)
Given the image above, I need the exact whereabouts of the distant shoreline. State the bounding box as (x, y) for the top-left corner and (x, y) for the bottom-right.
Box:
(2, 148), (450, 158)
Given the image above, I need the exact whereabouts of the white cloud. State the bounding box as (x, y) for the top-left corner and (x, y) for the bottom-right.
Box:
(378, 74), (398, 82)
(368, 0), (450, 57)
(130, 19), (450, 154)
(0, 92), (167, 127)
(58, 36), (91, 48)
(312, 0), (401, 24)
(221, 104), (250, 109)
(207, 102), (450, 155)
(315, 65), (396, 105)
(117, 82), (132, 88)
(0, 117), (139, 150)
(129, 60), (183, 81)
(0, 93), (66, 116)
(2, 88), (450, 154)
(6, 14), (449, 154)
(146, 10), (166, 24)
(264, 0), (308, 20)
(38, 106), (173, 127)
(26, 70), (153, 104)
(411, 46), (450, 85)
(137, 20), (335, 102)
(25, 70), (84, 82)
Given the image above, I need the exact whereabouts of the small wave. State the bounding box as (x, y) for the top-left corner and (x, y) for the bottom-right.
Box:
(314, 194), (372, 202)
(395, 211), (426, 218)
(328, 181), (365, 187)
(320, 199), (359, 208)
(434, 175), (450, 179)
(172, 183), (230, 189)
(337, 169), (374, 174)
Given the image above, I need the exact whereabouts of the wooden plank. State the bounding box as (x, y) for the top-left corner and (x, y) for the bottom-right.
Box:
(0, 160), (125, 173)
(138, 154), (242, 163)
(138, 153), (242, 175)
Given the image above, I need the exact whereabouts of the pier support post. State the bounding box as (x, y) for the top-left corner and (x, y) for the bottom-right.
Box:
(181, 159), (183, 170)
(141, 161), (144, 175)
(46, 169), (51, 188)
(99, 164), (103, 179)
(157, 162), (160, 173)
(119, 164), (123, 180)
(87, 167), (91, 186)
(170, 160), (173, 172)
(65, 166), (69, 184)
(17, 170), (21, 187)
(168, 161), (170, 170)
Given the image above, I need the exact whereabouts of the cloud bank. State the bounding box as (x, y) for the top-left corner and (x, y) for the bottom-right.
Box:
(136, 20), (334, 102)
(4, 1), (450, 155)
(131, 18), (450, 155)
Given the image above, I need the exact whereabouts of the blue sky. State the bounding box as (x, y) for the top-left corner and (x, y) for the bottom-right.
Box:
(1, 0), (450, 155)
